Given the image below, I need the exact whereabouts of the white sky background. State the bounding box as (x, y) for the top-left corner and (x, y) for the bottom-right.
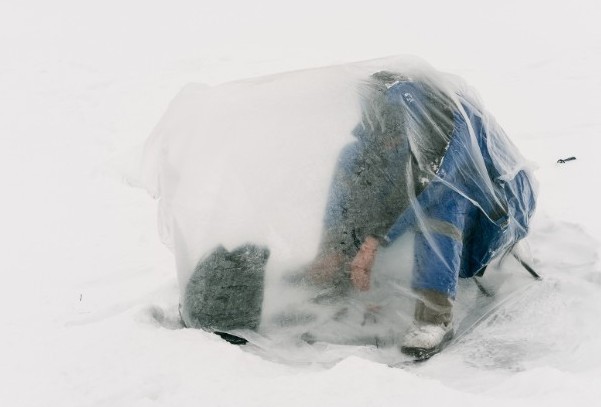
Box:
(1, 0), (599, 271)
(1, 1), (601, 406)
(2, 0), (599, 134)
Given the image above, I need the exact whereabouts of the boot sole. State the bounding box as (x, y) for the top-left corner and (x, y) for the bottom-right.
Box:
(400, 329), (454, 360)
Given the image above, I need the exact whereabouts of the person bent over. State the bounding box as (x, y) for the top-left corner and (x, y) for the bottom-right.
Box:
(309, 71), (536, 358)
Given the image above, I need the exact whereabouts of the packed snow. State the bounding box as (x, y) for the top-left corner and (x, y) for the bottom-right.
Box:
(2, 1), (601, 406)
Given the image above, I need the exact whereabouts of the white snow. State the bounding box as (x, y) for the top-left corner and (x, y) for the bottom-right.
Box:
(2, 0), (601, 406)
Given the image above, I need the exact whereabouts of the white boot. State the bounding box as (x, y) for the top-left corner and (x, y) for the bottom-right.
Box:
(400, 289), (454, 359)
(400, 322), (454, 359)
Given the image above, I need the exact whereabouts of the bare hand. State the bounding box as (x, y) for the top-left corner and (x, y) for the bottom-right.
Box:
(350, 236), (379, 291)
(308, 252), (345, 285)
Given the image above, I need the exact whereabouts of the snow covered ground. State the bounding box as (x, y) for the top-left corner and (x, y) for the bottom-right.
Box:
(2, 1), (601, 406)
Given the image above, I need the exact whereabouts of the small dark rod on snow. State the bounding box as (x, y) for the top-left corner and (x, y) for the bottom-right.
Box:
(512, 253), (542, 280)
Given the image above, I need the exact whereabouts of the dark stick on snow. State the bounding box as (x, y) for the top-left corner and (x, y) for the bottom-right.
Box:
(512, 253), (542, 280)
(557, 156), (576, 164)
(474, 277), (493, 297)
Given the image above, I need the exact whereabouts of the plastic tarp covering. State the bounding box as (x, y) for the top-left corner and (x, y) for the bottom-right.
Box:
(141, 56), (537, 361)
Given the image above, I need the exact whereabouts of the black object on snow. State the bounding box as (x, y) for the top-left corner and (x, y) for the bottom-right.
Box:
(557, 156), (576, 164)
(214, 331), (249, 345)
(512, 252), (542, 280)
(180, 244), (269, 339)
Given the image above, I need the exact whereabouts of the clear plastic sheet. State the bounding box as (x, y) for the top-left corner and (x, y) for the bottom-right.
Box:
(140, 56), (537, 358)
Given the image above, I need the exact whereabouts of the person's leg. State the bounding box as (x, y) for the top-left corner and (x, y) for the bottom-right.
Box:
(413, 289), (454, 326)
(309, 142), (362, 286)
(401, 288), (455, 358)
(412, 189), (474, 299)
(308, 229), (355, 287)
(400, 230), (459, 358)
(412, 229), (462, 300)
(401, 189), (476, 357)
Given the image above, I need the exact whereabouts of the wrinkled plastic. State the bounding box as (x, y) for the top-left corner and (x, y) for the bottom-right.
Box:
(140, 56), (537, 354)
